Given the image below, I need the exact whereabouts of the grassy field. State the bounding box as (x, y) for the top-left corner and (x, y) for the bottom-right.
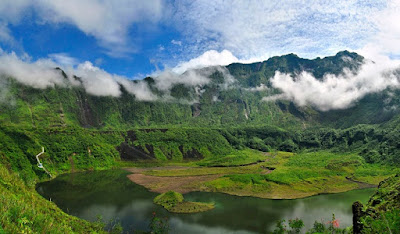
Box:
(130, 150), (398, 199)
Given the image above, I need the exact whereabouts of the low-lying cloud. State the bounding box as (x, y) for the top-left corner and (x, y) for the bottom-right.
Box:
(264, 59), (400, 111)
(0, 52), (66, 89)
(0, 50), (235, 103)
(3, 48), (400, 112)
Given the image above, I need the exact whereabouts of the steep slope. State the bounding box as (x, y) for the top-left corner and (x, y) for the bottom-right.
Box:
(1, 51), (400, 181)
(0, 50), (400, 233)
(1, 51), (398, 131)
(353, 174), (400, 233)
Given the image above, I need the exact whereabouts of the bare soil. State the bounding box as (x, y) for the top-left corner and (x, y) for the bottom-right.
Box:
(126, 167), (222, 193)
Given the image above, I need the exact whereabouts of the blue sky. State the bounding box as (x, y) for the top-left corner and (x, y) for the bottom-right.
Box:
(0, 0), (399, 79)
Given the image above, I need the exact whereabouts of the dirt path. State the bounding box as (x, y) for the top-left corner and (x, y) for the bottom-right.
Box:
(260, 165), (275, 175)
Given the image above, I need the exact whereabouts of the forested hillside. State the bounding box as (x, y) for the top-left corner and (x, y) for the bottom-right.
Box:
(1, 51), (400, 233)
(1, 51), (400, 181)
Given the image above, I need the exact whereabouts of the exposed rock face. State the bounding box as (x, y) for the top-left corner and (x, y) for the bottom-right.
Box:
(191, 103), (201, 117)
(117, 142), (154, 160)
(352, 201), (365, 234)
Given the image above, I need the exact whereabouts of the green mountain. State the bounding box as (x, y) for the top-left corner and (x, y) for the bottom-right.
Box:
(1, 51), (400, 177)
(1, 51), (400, 233)
(2, 50), (398, 130)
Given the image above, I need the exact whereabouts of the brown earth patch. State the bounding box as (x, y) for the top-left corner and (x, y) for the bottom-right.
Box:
(127, 172), (221, 194)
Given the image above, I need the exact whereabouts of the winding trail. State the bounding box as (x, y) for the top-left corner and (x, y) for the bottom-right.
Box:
(35, 147), (52, 178)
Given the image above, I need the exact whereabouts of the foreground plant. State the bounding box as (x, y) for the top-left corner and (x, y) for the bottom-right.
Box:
(272, 214), (351, 234)
(149, 212), (170, 234)
(272, 218), (304, 234)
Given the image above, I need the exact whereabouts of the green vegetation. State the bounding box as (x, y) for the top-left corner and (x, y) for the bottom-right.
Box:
(197, 148), (269, 166)
(136, 151), (397, 199)
(353, 174), (400, 233)
(153, 191), (214, 213)
(0, 164), (105, 233)
(272, 214), (352, 234)
(0, 126), (124, 185)
(154, 191), (184, 209)
(0, 51), (399, 232)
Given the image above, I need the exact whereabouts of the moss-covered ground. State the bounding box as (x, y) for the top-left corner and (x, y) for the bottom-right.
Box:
(153, 191), (214, 213)
(129, 150), (398, 199)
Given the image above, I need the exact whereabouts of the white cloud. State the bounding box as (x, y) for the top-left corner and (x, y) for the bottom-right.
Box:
(0, 22), (14, 43)
(39, 0), (163, 57)
(115, 78), (157, 101)
(170, 0), (387, 60)
(171, 49), (268, 74)
(171, 40), (182, 46)
(0, 50), (231, 102)
(94, 58), (103, 66)
(0, 0), (164, 57)
(358, 0), (400, 59)
(264, 60), (400, 111)
(0, 0), (31, 24)
(244, 84), (269, 92)
(154, 69), (211, 92)
(172, 50), (239, 74)
(0, 50), (157, 99)
(0, 51), (65, 89)
(48, 53), (79, 67)
(72, 61), (122, 97)
(0, 21), (24, 52)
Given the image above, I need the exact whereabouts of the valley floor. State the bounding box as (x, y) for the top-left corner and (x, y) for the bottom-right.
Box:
(124, 151), (396, 199)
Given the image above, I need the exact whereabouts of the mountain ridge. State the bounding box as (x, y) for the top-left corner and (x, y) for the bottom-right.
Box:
(1, 50), (397, 130)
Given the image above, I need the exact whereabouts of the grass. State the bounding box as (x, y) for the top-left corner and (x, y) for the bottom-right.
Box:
(197, 148), (269, 167)
(153, 191), (214, 213)
(136, 150), (397, 199)
(143, 164), (261, 177)
(167, 201), (215, 213)
(0, 164), (105, 233)
(354, 164), (399, 184)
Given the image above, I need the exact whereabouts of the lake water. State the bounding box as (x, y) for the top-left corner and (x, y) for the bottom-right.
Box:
(36, 169), (374, 233)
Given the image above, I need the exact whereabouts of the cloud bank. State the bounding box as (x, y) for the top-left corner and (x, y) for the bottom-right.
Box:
(264, 60), (400, 111)
(0, 52), (66, 89)
(0, 50), (235, 103)
(1, 48), (400, 112)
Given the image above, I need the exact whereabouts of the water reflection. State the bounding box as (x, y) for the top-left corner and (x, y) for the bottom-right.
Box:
(36, 170), (374, 233)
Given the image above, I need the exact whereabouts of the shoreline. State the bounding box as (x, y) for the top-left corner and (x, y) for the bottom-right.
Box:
(124, 166), (378, 200)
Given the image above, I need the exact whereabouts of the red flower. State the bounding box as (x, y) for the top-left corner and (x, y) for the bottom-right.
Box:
(327, 219), (340, 228)
(332, 219), (340, 228)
